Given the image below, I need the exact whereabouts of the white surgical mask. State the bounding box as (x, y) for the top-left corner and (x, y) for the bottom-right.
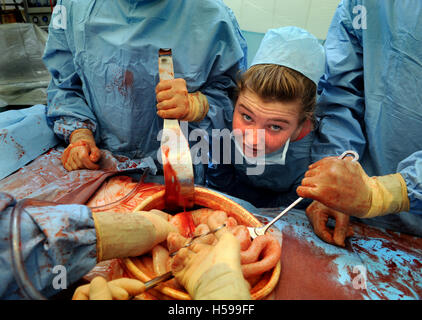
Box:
(232, 135), (290, 166)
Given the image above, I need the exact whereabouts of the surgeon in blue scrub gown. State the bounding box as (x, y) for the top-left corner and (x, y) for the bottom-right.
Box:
(43, 0), (247, 182)
(0, 193), (249, 299)
(297, 0), (422, 245)
(206, 27), (325, 208)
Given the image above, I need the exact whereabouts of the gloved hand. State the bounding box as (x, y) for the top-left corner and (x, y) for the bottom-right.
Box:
(61, 128), (101, 171)
(171, 231), (251, 300)
(305, 200), (354, 247)
(155, 78), (209, 122)
(297, 157), (410, 218)
(93, 210), (177, 261)
(72, 277), (146, 300)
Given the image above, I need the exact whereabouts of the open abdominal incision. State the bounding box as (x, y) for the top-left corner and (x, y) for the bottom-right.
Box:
(154, 208), (282, 287)
(86, 176), (282, 289)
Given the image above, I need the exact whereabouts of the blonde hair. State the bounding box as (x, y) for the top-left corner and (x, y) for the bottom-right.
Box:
(236, 64), (317, 124)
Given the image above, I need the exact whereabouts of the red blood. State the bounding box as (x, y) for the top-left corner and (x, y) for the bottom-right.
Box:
(173, 211), (196, 238)
(162, 145), (186, 210)
(274, 226), (366, 300)
(124, 70), (134, 87)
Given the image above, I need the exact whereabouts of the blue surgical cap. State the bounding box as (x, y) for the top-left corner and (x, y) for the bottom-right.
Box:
(251, 26), (325, 85)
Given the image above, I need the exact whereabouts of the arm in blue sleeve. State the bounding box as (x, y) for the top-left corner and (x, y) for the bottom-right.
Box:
(312, 0), (367, 162)
(190, 7), (247, 133)
(397, 151), (422, 215)
(200, 68), (241, 132)
(0, 193), (97, 299)
(42, 12), (97, 144)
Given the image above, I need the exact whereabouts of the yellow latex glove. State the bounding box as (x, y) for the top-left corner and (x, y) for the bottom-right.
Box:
(305, 201), (354, 247)
(297, 157), (410, 218)
(72, 277), (146, 300)
(93, 211), (177, 261)
(61, 128), (101, 171)
(155, 78), (209, 122)
(171, 231), (251, 300)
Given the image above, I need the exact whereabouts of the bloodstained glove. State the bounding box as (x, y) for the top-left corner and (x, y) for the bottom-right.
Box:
(155, 78), (209, 122)
(72, 277), (147, 300)
(171, 231), (251, 300)
(305, 200), (354, 247)
(61, 128), (101, 171)
(93, 211), (177, 261)
(297, 157), (410, 218)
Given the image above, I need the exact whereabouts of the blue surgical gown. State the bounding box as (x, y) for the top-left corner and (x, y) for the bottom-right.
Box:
(0, 193), (96, 299)
(43, 0), (247, 164)
(206, 132), (314, 208)
(313, 0), (422, 235)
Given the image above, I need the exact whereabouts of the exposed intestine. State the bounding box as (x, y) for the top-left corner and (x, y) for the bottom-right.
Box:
(231, 225), (252, 251)
(152, 244), (170, 276)
(159, 208), (281, 280)
(84, 175), (280, 294)
(240, 234), (281, 278)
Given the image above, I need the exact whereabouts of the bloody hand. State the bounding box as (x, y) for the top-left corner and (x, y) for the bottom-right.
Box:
(305, 200), (354, 247)
(61, 129), (101, 171)
(156, 78), (209, 122)
(156, 78), (190, 119)
(297, 157), (372, 217)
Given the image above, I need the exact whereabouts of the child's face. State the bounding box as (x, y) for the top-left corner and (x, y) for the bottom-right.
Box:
(233, 89), (304, 156)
